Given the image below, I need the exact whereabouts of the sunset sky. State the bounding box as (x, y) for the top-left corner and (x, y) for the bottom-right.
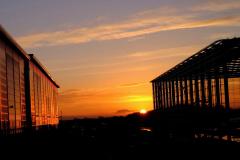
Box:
(1, 0), (240, 118)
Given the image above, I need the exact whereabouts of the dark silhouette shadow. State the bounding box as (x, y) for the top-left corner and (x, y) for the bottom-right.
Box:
(1, 107), (240, 158)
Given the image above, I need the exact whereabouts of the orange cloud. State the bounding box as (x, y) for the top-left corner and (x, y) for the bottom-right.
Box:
(118, 82), (147, 88)
(17, 14), (240, 48)
(115, 109), (135, 115)
(49, 45), (203, 74)
(58, 84), (153, 116)
(126, 45), (200, 61)
(119, 95), (152, 103)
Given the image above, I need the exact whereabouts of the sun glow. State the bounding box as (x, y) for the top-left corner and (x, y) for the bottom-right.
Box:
(140, 109), (147, 114)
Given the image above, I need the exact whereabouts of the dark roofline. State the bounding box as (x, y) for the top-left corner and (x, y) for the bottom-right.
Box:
(29, 54), (60, 88)
(0, 24), (29, 60)
(151, 38), (240, 82)
(0, 25), (59, 88)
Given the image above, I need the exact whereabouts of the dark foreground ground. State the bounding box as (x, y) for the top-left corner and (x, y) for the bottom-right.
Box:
(1, 108), (240, 158)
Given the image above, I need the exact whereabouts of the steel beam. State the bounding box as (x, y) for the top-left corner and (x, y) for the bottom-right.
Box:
(176, 78), (179, 106)
(215, 70), (221, 109)
(195, 77), (200, 107)
(172, 80), (175, 107)
(168, 81), (172, 108)
(165, 81), (169, 108)
(207, 77), (212, 108)
(189, 77), (194, 106)
(162, 81), (166, 109)
(224, 66), (230, 111)
(184, 77), (189, 105)
(200, 74), (206, 106)
(152, 83), (156, 110)
(180, 78), (184, 105)
(159, 82), (162, 109)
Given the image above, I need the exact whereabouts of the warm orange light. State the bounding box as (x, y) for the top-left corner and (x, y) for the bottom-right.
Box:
(121, 95), (152, 103)
(140, 109), (147, 114)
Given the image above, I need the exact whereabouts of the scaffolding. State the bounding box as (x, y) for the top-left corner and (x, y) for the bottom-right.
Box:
(152, 38), (240, 111)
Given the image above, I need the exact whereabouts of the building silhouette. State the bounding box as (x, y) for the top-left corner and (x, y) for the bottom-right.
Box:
(152, 38), (240, 111)
(0, 25), (59, 134)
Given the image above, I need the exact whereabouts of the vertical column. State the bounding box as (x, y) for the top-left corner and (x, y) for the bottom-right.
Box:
(208, 76), (212, 108)
(24, 61), (32, 131)
(176, 78), (179, 106)
(160, 82), (164, 109)
(189, 76), (194, 106)
(156, 82), (160, 109)
(162, 81), (166, 109)
(152, 82), (156, 110)
(155, 82), (158, 109)
(200, 74), (206, 107)
(158, 82), (161, 109)
(215, 70), (221, 109)
(168, 81), (172, 108)
(172, 80), (175, 107)
(195, 76), (200, 107)
(184, 77), (188, 105)
(224, 66), (230, 111)
(154, 82), (158, 109)
(180, 78), (184, 106)
(165, 81), (169, 108)
(158, 82), (162, 109)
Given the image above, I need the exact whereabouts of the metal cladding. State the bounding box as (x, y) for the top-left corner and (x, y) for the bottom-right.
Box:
(0, 25), (59, 134)
(152, 38), (240, 111)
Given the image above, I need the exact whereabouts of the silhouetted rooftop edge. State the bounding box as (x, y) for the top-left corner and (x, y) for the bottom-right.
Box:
(0, 24), (59, 88)
(0, 24), (29, 60)
(29, 54), (60, 88)
(151, 37), (240, 82)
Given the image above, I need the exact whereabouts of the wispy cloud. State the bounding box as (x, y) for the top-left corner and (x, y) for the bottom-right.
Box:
(118, 82), (147, 88)
(132, 6), (178, 18)
(51, 60), (157, 75)
(120, 95), (152, 103)
(59, 89), (97, 105)
(50, 61), (125, 72)
(126, 45), (200, 60)
(59, 90), (112, 108)
(115, 109), (135, 115)
(192, 0), (240, 12)
(50, 45), (199, 74)
(59, 87), (152, 116)
(17, 10), (240, 48)
(209, 32), (240, 40)
(16, 15), (182, 48)
(127, 36), (145, 42)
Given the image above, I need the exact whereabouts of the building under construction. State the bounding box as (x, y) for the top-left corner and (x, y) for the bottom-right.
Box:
(152, 38), (240, 111)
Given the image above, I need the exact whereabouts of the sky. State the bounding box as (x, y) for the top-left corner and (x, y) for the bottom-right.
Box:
(1, 0), (240, 118)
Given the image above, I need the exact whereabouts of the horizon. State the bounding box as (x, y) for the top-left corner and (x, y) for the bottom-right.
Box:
(1, 0), (240, 117)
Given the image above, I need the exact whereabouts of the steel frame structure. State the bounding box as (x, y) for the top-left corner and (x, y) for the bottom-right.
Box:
(152, 38), (240, 111)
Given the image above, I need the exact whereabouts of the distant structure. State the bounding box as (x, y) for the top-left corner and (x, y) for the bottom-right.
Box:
(0, 25), (59, 134)
(152, 38), (240, 111)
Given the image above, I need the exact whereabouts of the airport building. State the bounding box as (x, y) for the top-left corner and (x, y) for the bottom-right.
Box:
(152, 38), (240, 111)
(0, 25), (59, 133)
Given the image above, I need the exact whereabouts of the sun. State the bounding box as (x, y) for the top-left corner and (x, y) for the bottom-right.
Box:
(139, 109), (147, 114)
